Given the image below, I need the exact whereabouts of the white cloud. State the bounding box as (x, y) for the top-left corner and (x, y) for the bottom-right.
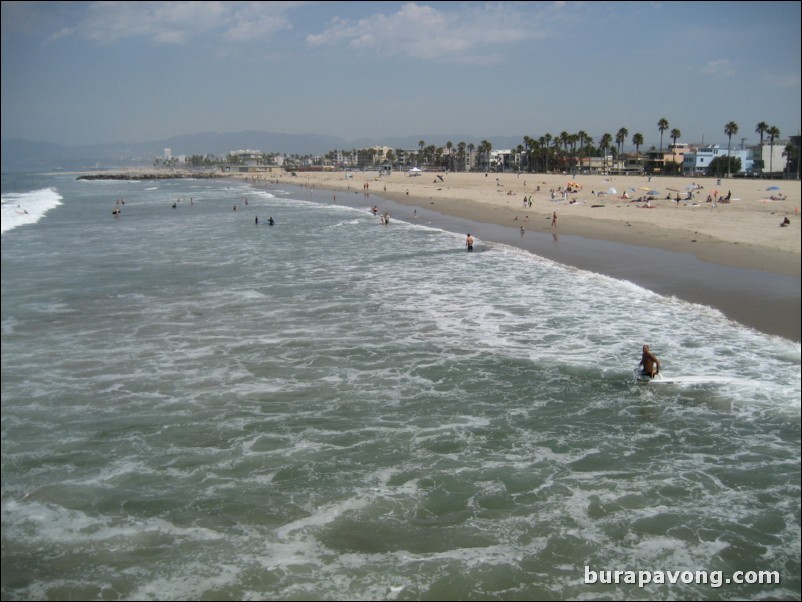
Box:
(73, 1), (299, 45)
(306, 2), (551, 62)
(702, 59), (735, 79)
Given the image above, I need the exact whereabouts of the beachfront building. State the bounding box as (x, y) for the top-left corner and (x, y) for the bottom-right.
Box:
(222, 149), (285, 173)
(682, 145), (753, 176)
(668, 142), (691, 166)
(576, 156), (610, 174)
(230, 149), (265, 167)
(757, 141), (788, 177)
(464, 149), (480, 172)
(646, 143), (691, 175)
(490, 149), (515, 172)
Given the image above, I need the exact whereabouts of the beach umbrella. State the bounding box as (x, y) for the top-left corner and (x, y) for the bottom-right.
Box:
(607, 187), (617, 195)
(766, 186), (780, 191)
(639, 186), (652, 191)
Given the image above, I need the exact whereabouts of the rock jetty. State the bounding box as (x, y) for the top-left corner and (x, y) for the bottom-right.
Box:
(77, 172), (227, 181)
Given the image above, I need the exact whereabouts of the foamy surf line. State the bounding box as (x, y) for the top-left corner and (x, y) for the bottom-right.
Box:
(259, 180), (801, 343)
(1, 187), (63, 234)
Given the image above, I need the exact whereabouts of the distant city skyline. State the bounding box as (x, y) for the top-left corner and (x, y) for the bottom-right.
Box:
(2, 1), (800, 149)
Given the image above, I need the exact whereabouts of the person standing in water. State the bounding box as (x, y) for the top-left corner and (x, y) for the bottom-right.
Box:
(638, 345), (660, 378)
(465, 234), (474, 252)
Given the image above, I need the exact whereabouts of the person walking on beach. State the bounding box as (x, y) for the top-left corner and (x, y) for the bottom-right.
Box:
(465, 234), (474, 252)
(638, 345), (660, 378)
(551, 211), (558, 228)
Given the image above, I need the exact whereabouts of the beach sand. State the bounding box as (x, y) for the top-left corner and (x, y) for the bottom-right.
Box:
(244, 170), (801, 341)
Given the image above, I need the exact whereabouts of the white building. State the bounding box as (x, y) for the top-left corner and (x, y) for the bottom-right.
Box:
(682, 145), (753, 175)
(758, 142), (787, 176)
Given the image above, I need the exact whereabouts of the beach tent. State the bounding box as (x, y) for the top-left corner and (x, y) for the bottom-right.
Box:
(408, 167), (422, 176)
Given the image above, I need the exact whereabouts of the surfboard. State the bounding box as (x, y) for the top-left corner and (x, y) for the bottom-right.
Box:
(633, 369), (733, 385)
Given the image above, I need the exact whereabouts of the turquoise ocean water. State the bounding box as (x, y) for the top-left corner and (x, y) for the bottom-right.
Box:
(2, 173), (800, 600)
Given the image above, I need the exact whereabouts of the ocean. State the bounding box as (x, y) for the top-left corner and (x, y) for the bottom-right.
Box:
(2, 172), (800, 601)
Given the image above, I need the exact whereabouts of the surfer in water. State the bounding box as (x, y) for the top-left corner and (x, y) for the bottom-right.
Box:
(638, 345), (660, 378)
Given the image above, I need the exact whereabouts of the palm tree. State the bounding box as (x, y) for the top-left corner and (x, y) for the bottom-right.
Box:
(657, 117), (668, 172)
(670, 128), (682, 175)
(657, 118), (669, 157)
(543, 134), (552, 172)
(531, 138), (542, 172)
(479, 140), (492, 172)
(755, 121), (769, 177)
(767, 125), (780, 177)
(670, 128), (681, 147)
(616, 127), (629, 158)
(724, 121), (739, 178)
(558, 131), (570, 173)
(568, 134), (579, 175)
(632, 133), (644, 168)
(782, 142), (794, 178)
(577, 130), (588, 173)
(600, 133), (613, 172)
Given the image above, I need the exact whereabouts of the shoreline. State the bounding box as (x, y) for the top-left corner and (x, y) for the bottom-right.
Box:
(241, 172), (801, 343)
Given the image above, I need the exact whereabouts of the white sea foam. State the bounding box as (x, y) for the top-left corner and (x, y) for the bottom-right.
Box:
(1, 187), (63, 233)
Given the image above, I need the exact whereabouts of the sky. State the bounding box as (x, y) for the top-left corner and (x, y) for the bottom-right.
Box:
(2, 1), (800, 149)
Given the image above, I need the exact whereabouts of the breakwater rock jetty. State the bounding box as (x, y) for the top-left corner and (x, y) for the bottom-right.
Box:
(77, 172), (227, 181)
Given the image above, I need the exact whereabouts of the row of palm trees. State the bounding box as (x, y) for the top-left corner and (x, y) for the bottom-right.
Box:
(723, 121), (785, 178)
(371, 118), (687, 174)
(398, 118), (789, 177)
(166, 118), (794, 178)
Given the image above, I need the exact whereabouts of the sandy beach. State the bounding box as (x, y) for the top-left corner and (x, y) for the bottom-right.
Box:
(274, 171), (801, 276)
(240, 170), (801, 342)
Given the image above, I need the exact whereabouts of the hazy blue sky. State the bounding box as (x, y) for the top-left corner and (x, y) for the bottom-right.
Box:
(2, 1), (800, 148)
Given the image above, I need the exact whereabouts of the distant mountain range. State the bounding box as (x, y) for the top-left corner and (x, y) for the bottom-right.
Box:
(1, 131), (526, 172)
